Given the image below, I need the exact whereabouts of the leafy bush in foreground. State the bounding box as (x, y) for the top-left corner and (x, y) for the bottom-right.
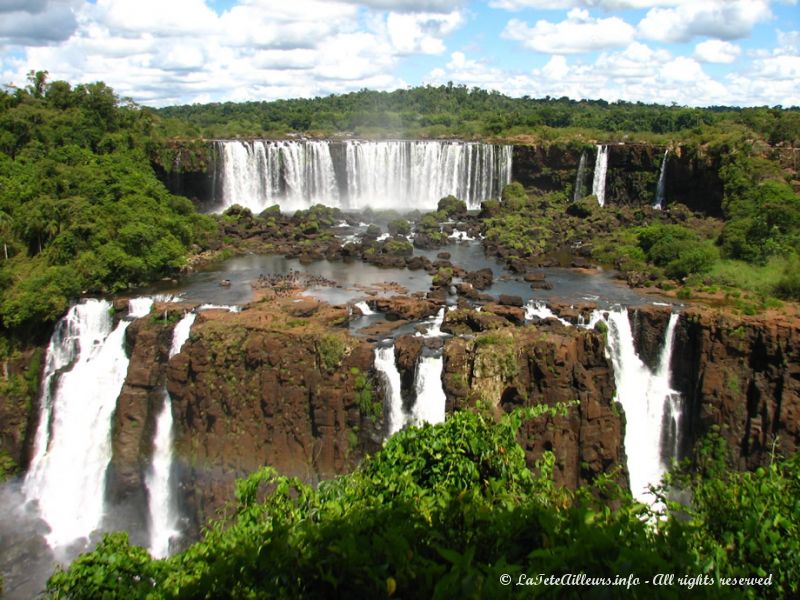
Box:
(47, 410), (799, 599)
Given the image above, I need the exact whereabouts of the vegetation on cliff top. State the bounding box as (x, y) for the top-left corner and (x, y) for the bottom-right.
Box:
(47, 410), (799, 599)
(156, 83), (800, 145)
(0, 72), (220, 338)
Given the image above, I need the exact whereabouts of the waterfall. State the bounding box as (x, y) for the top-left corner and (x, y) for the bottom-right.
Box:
(355, 301), (374, 316)
(524, 300), (571, 326)
(146, 312), (196, 558)
(573, 151), (587, 202)
(410, 355), (446, 426)
(23, 298), (152, 550)
(653, 149), (669, 210)
(603, 309), (680, 503)
(591, 144), (609, 207)
(374, 345), (405, 436)
(416, 307), (446, 338)
(216, 140), (512, 212)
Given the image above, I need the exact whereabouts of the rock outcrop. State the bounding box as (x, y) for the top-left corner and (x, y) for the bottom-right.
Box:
(671, 307), (800, 469)
(165, 304), (382, 533)
(441, 321), (625, 487)
(105, 315), (176, 545)
(616, 303), (800, 469)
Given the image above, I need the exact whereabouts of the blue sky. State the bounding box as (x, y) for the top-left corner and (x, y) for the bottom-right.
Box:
(0, 0), (798, 107)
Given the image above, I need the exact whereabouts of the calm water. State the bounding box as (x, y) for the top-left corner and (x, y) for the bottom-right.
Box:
(140, 241), (671, 309)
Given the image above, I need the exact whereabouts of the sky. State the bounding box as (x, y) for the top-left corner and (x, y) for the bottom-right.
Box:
(0, 0), (798, 108)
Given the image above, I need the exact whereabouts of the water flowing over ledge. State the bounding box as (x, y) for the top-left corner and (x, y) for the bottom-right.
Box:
(215, 140), (512, 212)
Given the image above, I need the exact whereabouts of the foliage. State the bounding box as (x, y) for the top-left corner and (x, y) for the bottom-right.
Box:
(45, 409), (800, 599)
(437, 195), (467, 217)
(317, 333), (346, 372)
(718, 154), (800, 264)
(155, 83), (800, 143)
(386, 218), (411, 236)
(636, 224), (717, 280)
(0, 75), (218, 333)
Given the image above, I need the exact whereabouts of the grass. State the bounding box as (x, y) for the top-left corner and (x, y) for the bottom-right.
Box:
(694, 256), (792, 297)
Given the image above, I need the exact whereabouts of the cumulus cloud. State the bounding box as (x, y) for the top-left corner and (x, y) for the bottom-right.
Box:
(638, 0), (772, 43)
(0, 0), (79, 45)
(387, 11), (463, 54)
(2, 0), (463, 105)
(502, 9), (635, 54)
(489, 0), (689, 10)
(694, 40), (741, 63)
(342, 0), (464, 11)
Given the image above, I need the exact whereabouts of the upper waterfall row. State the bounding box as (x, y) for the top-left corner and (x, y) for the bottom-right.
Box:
(214, 140), (513, 213)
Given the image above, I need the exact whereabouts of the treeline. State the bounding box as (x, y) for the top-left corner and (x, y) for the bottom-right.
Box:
(0, 72), (218, 337)
(157, 83), (800, 144)
(47, 409), (799, 599)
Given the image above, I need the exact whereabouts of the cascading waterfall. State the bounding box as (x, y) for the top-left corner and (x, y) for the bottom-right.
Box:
(526, 300), (683, 502)
(573, 151), (587, 202)
(603, 309), (681, 503)
(23, 298), (153, 550)
(416, 307), (446, 338)
(591, 144), (609, 207)
(374, 345), (405, 436)
(355, 301), (374, 316)
(653, 149), (669, 210)
(524, 300), (571, 326)
(146, 312), (196, 558)
(410, 355), (446, 426)
(217, 140), (512, 212)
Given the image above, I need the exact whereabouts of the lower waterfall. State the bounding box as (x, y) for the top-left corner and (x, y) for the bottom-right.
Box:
(603, 309), (681, 503)
(410, 355), (446, 426)
(23, 298), (153, 551)
(591, 144), (609, 207)
(374, 344), (405, 437)
(146, 312), (196, 558)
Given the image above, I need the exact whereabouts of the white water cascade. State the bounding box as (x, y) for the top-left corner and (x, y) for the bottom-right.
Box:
(216, 140), (512, 213)
(524, 300), (571, 326)
(23, 298), (153, 550)
(603, 309), (680, 503)
(416, 307), (446, 338)
(573, 151), (587, 202)
(410, 355), (447, 426)
(146, 312), (196, 558)
(591, 145), (609, 207)
(374, 345), (405, 436)
(653, 150), (669, 210)
(355, 301), (374, 316)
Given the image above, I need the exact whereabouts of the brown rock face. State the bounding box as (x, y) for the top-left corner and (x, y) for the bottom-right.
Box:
(166, 309), (381, 533)
(105, 317), (175, 545)
(629, 304), (673, 371)
(0, 347), (46, 476)
(372, 296), (440, 321)
(393, 335), (423, 405)
(512, 143), (723, 215)
(671, 307), (800, 469)
(442, 323), (625, 488)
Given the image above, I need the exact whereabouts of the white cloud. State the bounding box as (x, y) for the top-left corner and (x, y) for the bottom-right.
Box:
(386, 11), (463, 55)
(638, 0), (772, 43)
(695, 40), (741, 63)
(424, 45), (739, 106)
(0, 0), (79, 45)
(502, 9), (635, 54)
(778, 30), (800, 53)
(342, 0), (464, 10)
(2, 0), (463, 105)
(489, 0), (689, 10)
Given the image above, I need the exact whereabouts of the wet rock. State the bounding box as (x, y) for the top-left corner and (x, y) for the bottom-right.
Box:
(464, 268), (493, 290)
(372, 296), (440, 321)
(482, 303), (526, 325)
(441, 308), (508, 335)
(498, 294), (524, 307)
